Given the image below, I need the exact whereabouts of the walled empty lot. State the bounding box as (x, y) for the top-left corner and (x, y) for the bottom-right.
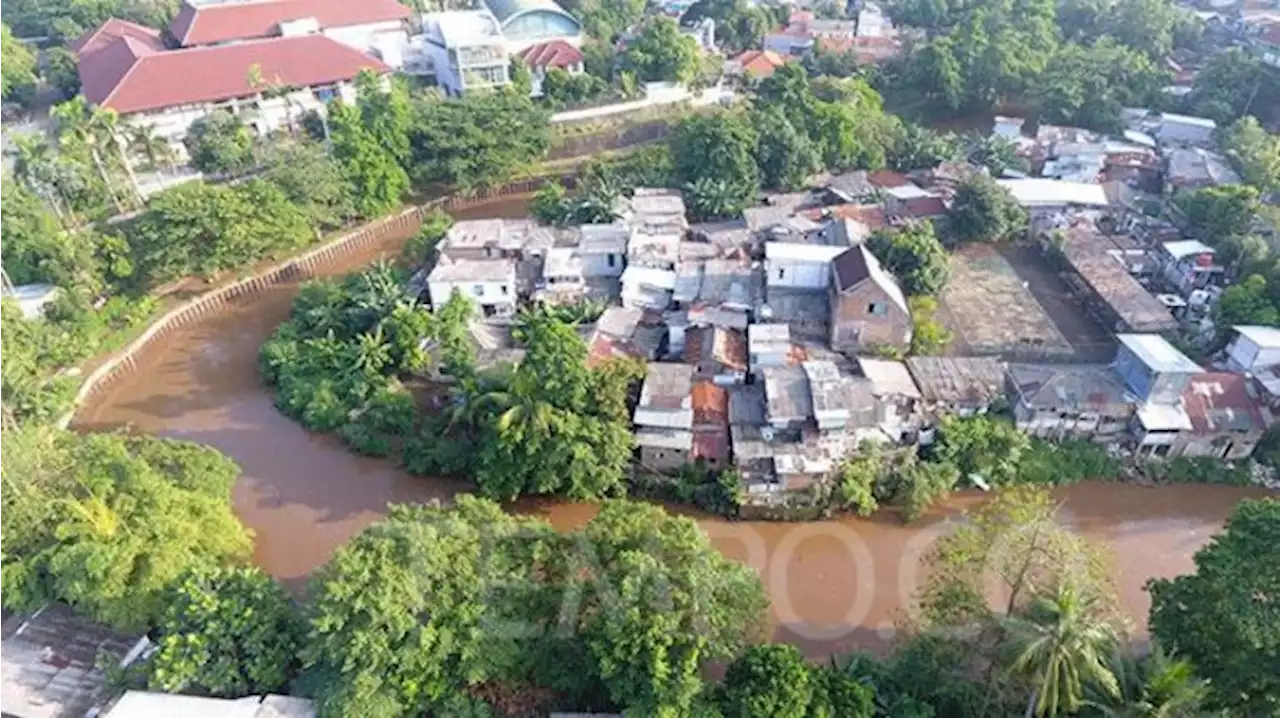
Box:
(938, 244), (1076, 361)
(997, 243), (1119, 362)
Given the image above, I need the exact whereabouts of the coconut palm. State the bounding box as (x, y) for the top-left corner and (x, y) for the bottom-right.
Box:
(11, 133), (71, 222)
(88, 107), (142, 206)
(127, 124), (177, 173)
(1083, 646), (1208, 718)
(51, 97), (130, 213)
(1000, 580), (1121, 718)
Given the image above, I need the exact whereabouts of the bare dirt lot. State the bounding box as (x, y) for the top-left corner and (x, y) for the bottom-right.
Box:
(938, 244), (1081, 361)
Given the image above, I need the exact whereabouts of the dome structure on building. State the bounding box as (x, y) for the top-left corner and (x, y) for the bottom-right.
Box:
(482, 0), (581, 49)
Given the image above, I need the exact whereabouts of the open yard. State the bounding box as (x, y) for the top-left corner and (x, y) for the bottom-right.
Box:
(939, 244), (1075, 360)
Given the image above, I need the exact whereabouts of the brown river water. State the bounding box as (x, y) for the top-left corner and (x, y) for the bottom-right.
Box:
(73, 196), (1271, 657)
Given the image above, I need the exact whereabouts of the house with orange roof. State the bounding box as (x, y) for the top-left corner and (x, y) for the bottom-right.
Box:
(726, 50), (788, 79)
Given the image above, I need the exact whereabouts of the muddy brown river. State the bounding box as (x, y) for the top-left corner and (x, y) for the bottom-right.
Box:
(73, 197), (1271, 657)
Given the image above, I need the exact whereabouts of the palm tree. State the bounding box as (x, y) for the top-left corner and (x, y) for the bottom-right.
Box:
(684, 176), (746, 221)
(1000, 581), (1121, 718)
(1083, 646), (1208, 718)
(89, 107), (142, 207)
(11, 134), (71, 223)
(127, 124), (177, 174)
(51, 97), (129, 214)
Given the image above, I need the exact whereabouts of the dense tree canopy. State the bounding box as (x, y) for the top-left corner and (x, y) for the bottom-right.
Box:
(328, 99), (408, 219)
(408, 90), (551, 191)
(721, 644), (813, 717)
(867, 222), (950, 297)
(472, 311), (640, 500)
(1221, 117), (1280, 192)
(681, 0), (774, 53)
(1, 428), (252, 631)
(947, 174), (1027, 242)
(1, 23), (37, 101)
(259, 140), (355, 229)
(619, 16), (701, 84)
(1033, 40), (1168, 132)
(149, 565), (303, 697)
(1148, 498), (1280, 715)
(2, 0), (175, 40)
(299, 497), (767, 717)
(1186, 48), (1280, 126)
(127, 179), (311, 283)
(183, 112), (257, 176)
(670, 112), (760, 220)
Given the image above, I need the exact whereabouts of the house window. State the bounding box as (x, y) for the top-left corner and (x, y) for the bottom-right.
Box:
(867, 301), (887, 316)
(607, 254), (617, 268)
(473, 284), (485, 297)
(777, 268), (785, 279)
(500, 285), (509, 295)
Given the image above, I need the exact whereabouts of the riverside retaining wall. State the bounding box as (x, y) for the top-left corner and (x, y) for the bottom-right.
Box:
(61, 177), (562, 428)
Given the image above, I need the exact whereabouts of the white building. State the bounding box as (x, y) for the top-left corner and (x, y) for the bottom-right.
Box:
(72, 17), (388, 154)
(577, 224), (628, 277)
(765, 243), (847, 290)
(1224, 325), (1280, 373)
(418, 11), (511, 96)
(427, 257), (518, 316)
(996, 178), (1110, 213)
(621, 266), (677, 309)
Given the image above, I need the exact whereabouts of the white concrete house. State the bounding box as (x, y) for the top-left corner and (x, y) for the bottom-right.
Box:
(765, 243), (846, 291)
(427, 257), (518, 316)
(578, 224), (629, 277)
(418, 11), (511, 96)
(1224, 325), (1280, 373)
(621, 266), (677, 310)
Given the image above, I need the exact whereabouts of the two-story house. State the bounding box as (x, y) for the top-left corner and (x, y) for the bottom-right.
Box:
(829, 244), (912, 353)
(1223, 325), (1280, 374)
(1113, 333), (1202, 454)
(426, 257), (518, 316)
(420, 11), (511, 96)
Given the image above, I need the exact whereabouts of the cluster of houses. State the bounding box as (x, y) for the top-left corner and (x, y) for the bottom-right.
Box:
(420, 174), (1278, 505)
(726, 3), (902, 80)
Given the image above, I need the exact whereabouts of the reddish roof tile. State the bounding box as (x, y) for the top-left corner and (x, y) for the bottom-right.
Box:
(1261, 20), (1280, 46)
(1182, 373), (1266, 434)
(732, 49), (788, 78)
(70, 18), (164, 58)
(517, 39), (584, 69)
(80, 34), (389, 115)
(803, 203), (888, 229)
(692, 381), (729, 425)
(868, 170), (912, 188)
(895, 196), (947, 218)
(692, 426), (731, 464)
(170, 0), (411, 47)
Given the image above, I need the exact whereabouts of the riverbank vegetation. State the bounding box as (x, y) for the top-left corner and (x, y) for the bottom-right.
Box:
(7, 429), (1270, 718)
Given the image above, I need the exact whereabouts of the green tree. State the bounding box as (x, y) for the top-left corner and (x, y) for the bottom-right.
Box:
(920, 486), (1117, 628)
(573, 501), (769, 715)
(149, 565), (302, 697)
(1186, 48), (1279, 125)
(183, 112), (256, 175)
(895, 457), (960, 522)
(1000, 580), (1120, 718)
(807, 664), (876, 718)
(754, 107), (822, 191)
(1176, 184), (1259, 242)
(1, 179), (100, 287)
(1220, 116), (1280, 192)
(970, 133), (1027, 176)
(1034, 40), (1168, 132)
(932, 414), (1029, 487)
(0, 428), (253, 631)
(889, 123), (963, 172)
(260, 140), (355, 229)
(126, 124), (177, 172)
(909, 295), (953, 356)
(299, 497), (559, 717)
(44, 46), (82, 99)
(670, 112), (760, 216)
(867, 223), (950, 297)
(327, 99), (408, 219)
(1083, 645), (1208, 718)
(573, 0), (646, 41)
(681, 0), (773, 53)
(835, 442), (884, 516)
(1, 22), (37, 101)
(1213, 272), (1274, 332)
(355, 70), (412, 167)
(1147, 498), (1280, 715)
(408, 90), (551, 191)
(721, 644), (813, 717)
(948, 173), (1028, 242)
(620, 16), (701, 84)
(472, 313), (638, 500)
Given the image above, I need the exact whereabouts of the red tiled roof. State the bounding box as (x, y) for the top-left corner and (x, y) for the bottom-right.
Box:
(868, 170), (912, 188)
(71, 18), (165, 58)
(170, 0), (411, 47)
(692, 381), (729, 425)
(80, 34), (389, 115)
(712, 328), (748, 371)
(517, 39), (584, 69)
(732, 49), (787, 78)
(1182, 373), (1266, 434)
